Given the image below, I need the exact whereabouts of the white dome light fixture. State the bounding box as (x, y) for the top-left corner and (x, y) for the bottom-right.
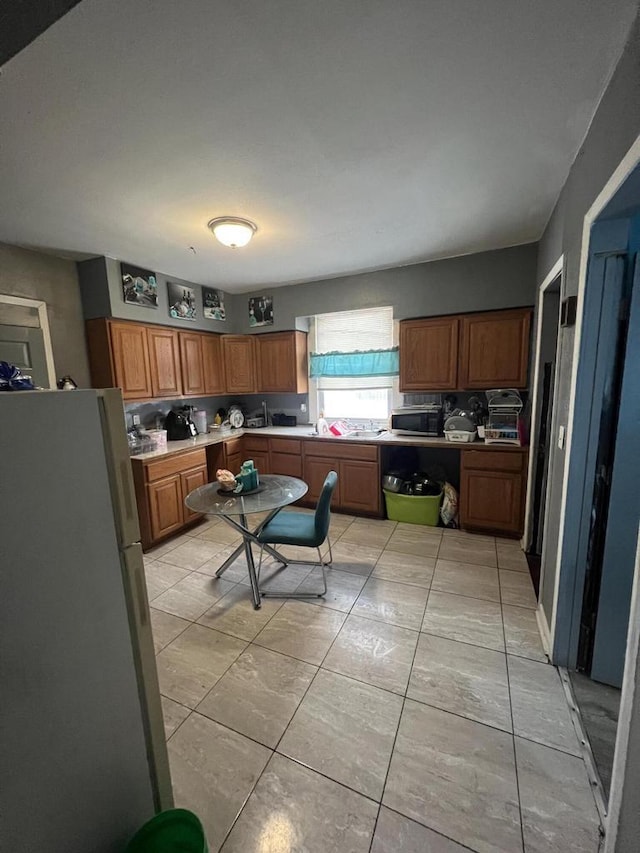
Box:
(207, 216), (257, 248)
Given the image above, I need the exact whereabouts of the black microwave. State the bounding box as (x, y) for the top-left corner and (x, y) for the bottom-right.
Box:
(390, 407), (443, 437)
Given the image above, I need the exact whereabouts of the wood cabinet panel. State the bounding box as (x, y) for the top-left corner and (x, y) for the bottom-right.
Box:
(110, 322), (153, 399)
(226, 451), (243, 475)
(340, 460), (381, 514)
(460, 468), (524, 535)
(249, 450), (271, 475)
(181, 465), (208, 521)
(462, 449), (526, 473)
(399, 316), (459, 391)
(179, 332), (206, 396)
(270, 452), (303, 478)
(222, 336), (256, 393)
(303, 440), (378, 461)
(303, 457), (341, 507)
(269, 438), (302, 456)
(146, 449), (207, 482)
(147, 326), (182, 398)
(202, 334), (225, 394)
(244, 435), (270, 452)
(256, 331), (308, 393)
(459, 308), (532, 389)
(148, 475), (184, 540)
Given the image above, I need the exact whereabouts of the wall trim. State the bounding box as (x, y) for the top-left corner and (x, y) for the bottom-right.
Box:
(535, 604), (552, 658)
(0, 293), (56, 389)
(523, 255), (564, 551)
(550, 133), (640, 653)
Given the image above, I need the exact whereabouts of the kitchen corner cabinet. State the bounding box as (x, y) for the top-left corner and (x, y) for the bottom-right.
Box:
(132, 449), (208, 549)
(87, 319), (153, 400)
(459, 308), (532, 389)
(222, 335), (257, 394)
(399, 316), (459, 391)
(256, 331), (308, 393)
(147, 326), (182, 398)
(460, 449), (527, 537)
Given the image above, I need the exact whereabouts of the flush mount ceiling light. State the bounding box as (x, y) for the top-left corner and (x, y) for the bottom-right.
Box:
(207, 217), (257, 248)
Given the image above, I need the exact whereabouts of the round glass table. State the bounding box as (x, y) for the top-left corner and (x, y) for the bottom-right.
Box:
(184, 474), (308, 609)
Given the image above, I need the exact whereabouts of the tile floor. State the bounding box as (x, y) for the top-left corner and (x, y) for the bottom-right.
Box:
(145, 511), (602, 853)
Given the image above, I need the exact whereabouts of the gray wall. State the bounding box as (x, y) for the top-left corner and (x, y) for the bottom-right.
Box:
(0, 242), (90, 385)
(78, 256), (230, 334)
(235, 243), (538, 333)
(537, 8), (640, 642)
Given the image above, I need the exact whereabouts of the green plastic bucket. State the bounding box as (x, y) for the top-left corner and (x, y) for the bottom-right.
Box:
(125, 808), (207, 853)
(383, 489), (442, 526)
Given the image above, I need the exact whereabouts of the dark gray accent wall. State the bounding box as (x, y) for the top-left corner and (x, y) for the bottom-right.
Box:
(78, 256), (230, 334)
(537, 10), (640, 642)
(235, 243), (538, 333)
(0, 242), (90, 385)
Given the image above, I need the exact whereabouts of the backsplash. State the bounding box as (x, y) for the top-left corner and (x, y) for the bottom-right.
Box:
(124, 392), (310, 430)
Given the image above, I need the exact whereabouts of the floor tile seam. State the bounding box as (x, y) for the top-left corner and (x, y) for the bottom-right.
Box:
(318, 660), (406, 697)
(155, 540), (234, 571)
(146, 564), (200, 601)
(164, 706), (194, 744)
(152, 613), (195, 653)
(418, 627), (505, 654)
(361, 572), (436, 592)
(499, 591), (527, 853)
(376, 803), (482, 853)
(151, 591), (237, 624)
(403, 689), (514, 736)
(428, 581), (500, 605)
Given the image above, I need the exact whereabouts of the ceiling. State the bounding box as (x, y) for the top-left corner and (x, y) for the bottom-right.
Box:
(0, 0), (637, 292)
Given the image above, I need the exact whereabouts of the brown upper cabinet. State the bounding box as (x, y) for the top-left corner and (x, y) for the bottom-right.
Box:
(399, 316), (459, 391)
(87, 319), (153, 400)
(399, 307), (532, 392)
(458, 308), (532, 389)
(179, 331), (206, 396)
(147, 327), (182, 398)
(202, 333), (225, 395)
(256, 331), (308, 393)
(222, 335), (257, 394)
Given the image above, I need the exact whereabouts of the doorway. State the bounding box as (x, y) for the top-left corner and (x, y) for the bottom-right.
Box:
(0, 295), (56, 388)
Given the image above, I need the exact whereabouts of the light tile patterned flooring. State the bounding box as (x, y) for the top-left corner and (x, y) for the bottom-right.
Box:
(145, 511), (601, 853)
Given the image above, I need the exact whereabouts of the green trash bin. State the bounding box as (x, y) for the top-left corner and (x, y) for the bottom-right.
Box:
(383, 488), (442, 526)
(125, 809), (207, 853)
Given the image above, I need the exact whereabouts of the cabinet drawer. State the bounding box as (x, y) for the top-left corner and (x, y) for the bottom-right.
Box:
(224, 437), (243, 456)
(145, 449), (207, 482)
(244, 434), (270, 452)
(304, 440), (378, 461)
(269, 438), (302, 455)
(462, 450), (525, 473)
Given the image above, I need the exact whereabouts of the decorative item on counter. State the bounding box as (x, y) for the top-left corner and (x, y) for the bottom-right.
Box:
(228, 404), (244, 429)
(167, 281), (197, 321)
(57, 375), (77, 390)
(121, 262), (158, 308)
(328, 420), (349, 436)
(248, 294), (273, 327)
(203, 288), (226, 321)
(0, 361), (35, 391)
(192, 409), (208, 434)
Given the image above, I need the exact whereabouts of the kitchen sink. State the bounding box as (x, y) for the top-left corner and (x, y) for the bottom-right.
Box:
(342, 429), (384, 438)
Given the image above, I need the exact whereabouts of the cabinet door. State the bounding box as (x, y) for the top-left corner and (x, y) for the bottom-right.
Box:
(222, 336), (256, 393)
(399, 317), (459, 391)
(340, 460), (381, 515)
(181, 465), (208, 522)
(148, 475), (184, 540)
(460, 469), (524, 535)
(179, 332), (206, 396)
(202, 334), (225, 394)
(249, 450), (271, 476)
(147, 327), (182, 398)
(270, 452), (302, 478)
(303, 457), (340, 507)
(225, 452), (243, 475)
(459, 308), (532, 389)
(110, 322), (153, 399)
(257, 332), (307, 393)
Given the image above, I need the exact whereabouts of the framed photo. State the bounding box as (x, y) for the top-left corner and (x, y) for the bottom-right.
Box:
(121, 263), (158, 308)
(167, 282), (197, 321)
(203, 288), (226, 321)
(249, 295), (273, 327)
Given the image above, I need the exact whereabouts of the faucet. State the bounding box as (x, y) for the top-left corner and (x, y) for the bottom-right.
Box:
(261, 399), (269, 427)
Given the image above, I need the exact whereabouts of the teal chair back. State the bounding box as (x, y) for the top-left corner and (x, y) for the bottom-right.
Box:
(314, 471), (338, 543)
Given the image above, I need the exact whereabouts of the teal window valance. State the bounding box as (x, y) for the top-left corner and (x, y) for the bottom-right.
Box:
(310, 347), (399, 378)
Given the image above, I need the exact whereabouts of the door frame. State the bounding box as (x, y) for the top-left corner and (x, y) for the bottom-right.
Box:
(0, 294), (56, 388)
(523, 255), (564, 552)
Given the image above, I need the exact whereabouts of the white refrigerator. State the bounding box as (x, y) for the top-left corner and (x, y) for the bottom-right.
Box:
(1, 389), (172, 852)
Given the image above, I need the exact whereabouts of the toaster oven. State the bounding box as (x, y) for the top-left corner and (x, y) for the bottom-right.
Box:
(390, 407), (443, 437)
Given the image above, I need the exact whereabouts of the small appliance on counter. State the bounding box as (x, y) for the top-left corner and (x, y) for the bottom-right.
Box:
(484, 389), (523, 445)
(443, 411), (477, 443)
(271, 413), (297, 427)
(164, 406), (198, 440)
(246, 416), (265, 428)
(228, 404), (245, 429)
(390, 405), (443, 437)
(192, 409), (208, 435)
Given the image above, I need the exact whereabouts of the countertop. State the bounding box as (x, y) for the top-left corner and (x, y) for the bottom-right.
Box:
(130, 424), (527, 463)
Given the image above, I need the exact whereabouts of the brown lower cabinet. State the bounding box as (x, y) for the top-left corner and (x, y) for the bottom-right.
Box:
(132, 449), (208, 549)
(460, 448), (527, 537)
(302, 440), (382, 516)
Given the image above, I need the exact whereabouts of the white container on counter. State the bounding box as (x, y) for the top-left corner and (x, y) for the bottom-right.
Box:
(193, 410), (208, 434)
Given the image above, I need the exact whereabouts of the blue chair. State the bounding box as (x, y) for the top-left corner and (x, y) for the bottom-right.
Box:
(256, 471), (338, 598)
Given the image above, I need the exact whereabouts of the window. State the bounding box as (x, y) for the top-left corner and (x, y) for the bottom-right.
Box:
(311, 306), (396, 421)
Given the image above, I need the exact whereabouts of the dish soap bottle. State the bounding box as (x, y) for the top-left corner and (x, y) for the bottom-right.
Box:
(316, 411), (330, 436)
